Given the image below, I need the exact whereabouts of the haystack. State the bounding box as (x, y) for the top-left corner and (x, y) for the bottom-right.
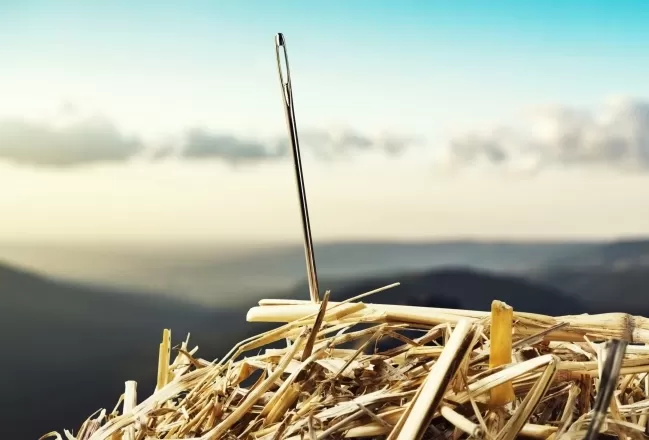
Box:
(41, 283), (649, 440)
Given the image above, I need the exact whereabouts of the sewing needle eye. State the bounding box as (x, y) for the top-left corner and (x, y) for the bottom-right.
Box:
(275, 33), (321, 304)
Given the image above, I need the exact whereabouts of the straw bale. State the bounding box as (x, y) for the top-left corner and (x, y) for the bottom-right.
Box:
(42, 283), (649, 440)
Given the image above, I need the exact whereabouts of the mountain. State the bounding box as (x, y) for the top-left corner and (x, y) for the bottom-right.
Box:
(533, 266), (649, 315)
(276, 266), (590, 353)
(540, 239), (649, 270)
(289, 266), (586, 316)
(5, 237), (649, 437)
(0, 262), (265, 439)
(1, 257), (590, 438)
(525, 239), (649, 315)
(0, 240), (600, 306)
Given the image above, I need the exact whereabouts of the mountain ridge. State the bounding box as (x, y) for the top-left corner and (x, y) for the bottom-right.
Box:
(5, 237), (649, 437)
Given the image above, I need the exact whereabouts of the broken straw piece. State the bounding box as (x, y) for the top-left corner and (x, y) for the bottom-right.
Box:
(156, 329), (171, 391)
(489, 300), (515, 406)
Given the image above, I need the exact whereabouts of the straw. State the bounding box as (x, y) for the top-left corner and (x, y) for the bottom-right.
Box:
(43, 286), (649, 440)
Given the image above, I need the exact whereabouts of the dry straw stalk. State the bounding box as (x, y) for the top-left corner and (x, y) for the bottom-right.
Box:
(42, 283), (649, 440)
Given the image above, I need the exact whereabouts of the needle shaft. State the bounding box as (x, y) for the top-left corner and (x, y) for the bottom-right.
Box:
(275, 33), (320, 304)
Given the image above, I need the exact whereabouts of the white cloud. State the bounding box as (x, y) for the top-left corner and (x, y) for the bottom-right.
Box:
(181, 129), (287, 164)
(441, 98), (649, 173)
(0, 115), (142, 167)
(0, 107), (420, 167)
(6, 97), (649, 175)
(296, 128), (420, 159)
(175, 127), (421, 164)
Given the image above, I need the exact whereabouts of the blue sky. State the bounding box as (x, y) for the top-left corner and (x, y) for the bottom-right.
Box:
(1, 1), (649, 242)
(4, 0), (649, 136)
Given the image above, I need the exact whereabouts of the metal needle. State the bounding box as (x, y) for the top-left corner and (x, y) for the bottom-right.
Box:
(275, 32), (321, 304)
(583, 339), (627, 440)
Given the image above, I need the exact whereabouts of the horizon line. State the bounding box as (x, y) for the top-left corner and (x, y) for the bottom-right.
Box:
(1, 234), (648, 248)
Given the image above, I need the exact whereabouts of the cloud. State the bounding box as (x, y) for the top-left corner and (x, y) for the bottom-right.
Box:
(178, 127), (419, 164)
(442, 98), (649, 172)
(308, 129), (419, 157)
(285, 128), (420, 160)
(0, 116), (141, 167)
(181, 129), (288, 164)
(0, 105), (418, 168)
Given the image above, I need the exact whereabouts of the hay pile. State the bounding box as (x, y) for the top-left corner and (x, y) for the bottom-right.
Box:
(42, 284), (649, 440)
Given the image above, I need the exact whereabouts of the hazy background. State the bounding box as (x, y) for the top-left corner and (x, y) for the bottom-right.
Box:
(2, 0), (649, 438)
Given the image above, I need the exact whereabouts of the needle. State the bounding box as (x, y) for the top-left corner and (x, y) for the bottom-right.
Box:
(275, 32), (321, 304)
(584, 339), (627, 440)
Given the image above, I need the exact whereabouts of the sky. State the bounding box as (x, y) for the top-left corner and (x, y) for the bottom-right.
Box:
(1, 0), (649, 243)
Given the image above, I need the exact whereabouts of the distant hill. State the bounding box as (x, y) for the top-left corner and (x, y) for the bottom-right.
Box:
(6, 237), (649, 437)
(0, 261), (263, 439)
(289, 266), (586, 316)
(283, 267), (588, 352)
(0, 240), (600, 305)
(539, 239), (649, 270)
(1, 257), (591, 437)
(533, 266), (649, 315)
